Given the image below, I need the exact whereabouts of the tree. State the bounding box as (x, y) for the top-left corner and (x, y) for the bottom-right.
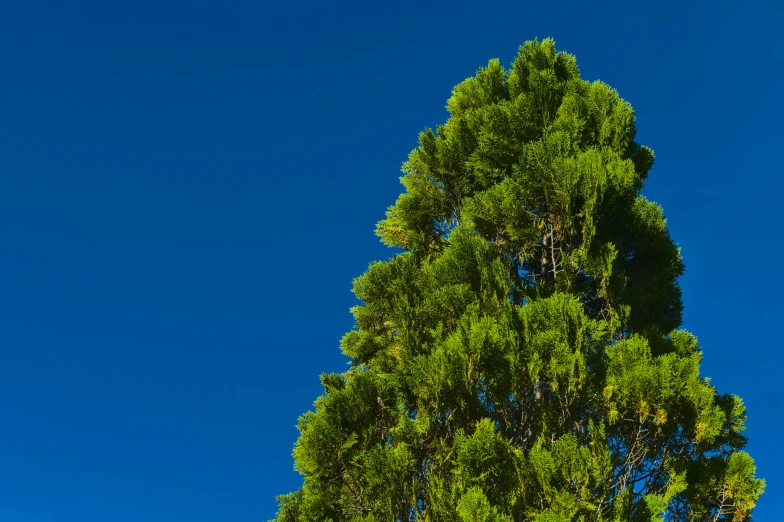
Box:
(272, 39), (764, 521)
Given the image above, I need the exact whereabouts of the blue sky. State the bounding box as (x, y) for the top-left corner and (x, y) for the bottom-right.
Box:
(1, 1), (782, 520)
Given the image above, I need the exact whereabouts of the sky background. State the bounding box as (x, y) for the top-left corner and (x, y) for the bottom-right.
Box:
(2, 0), (783, 520)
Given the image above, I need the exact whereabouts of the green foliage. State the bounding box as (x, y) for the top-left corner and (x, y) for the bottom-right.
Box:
(273, 38), (762, 521)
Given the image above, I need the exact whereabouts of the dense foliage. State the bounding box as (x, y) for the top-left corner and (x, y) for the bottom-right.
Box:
(272, 39), (763, 521)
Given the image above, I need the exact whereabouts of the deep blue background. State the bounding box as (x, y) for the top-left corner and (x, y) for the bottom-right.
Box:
(2, 1), (782, 520)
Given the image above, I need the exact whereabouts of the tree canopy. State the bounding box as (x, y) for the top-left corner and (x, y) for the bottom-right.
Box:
(272, 38), (763, 521)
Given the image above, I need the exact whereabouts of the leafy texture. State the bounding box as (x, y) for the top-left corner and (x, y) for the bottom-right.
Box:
(273, 39), (763, 521)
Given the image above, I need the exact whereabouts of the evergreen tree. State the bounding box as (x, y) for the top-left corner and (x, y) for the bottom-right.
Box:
(272, 39), (763, 521)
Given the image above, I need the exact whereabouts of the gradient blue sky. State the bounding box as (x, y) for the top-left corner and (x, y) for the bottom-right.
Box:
(2, 1), (783, 520)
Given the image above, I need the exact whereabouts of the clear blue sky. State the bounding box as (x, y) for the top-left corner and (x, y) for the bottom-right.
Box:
(1, 1), (782, 520)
